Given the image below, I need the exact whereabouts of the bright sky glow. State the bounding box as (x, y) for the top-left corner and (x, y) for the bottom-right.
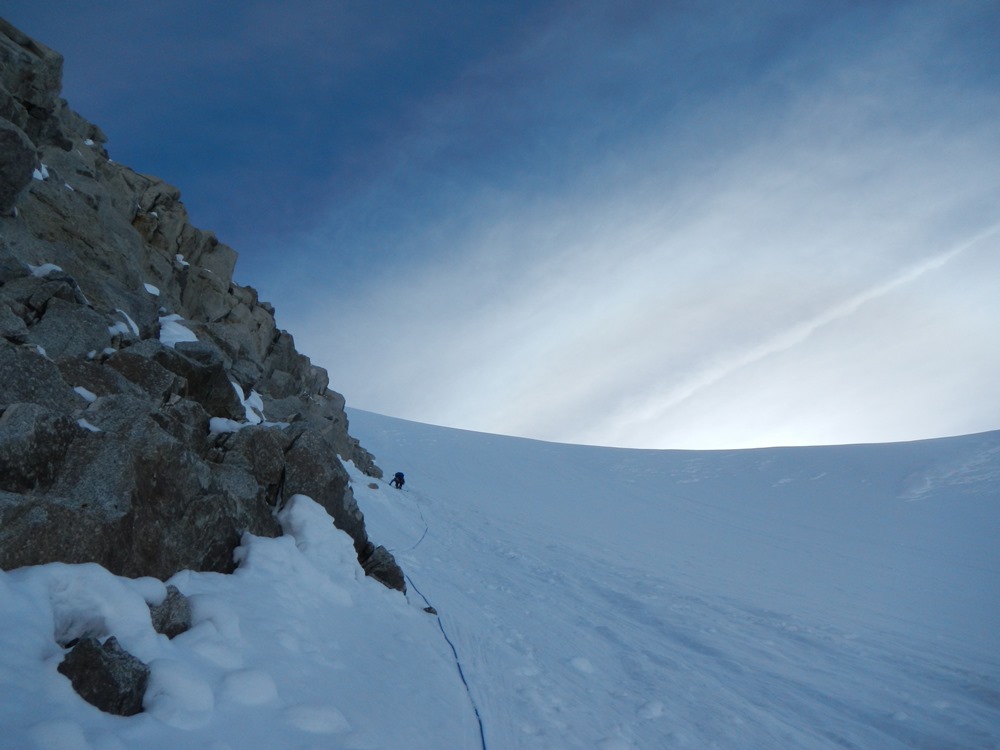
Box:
(5, 1), (998, 448)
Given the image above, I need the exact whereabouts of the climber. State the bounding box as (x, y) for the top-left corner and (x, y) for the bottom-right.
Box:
(391, 471), (405, 489)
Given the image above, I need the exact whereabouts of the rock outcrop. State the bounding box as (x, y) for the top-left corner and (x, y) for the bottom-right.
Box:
(0, 18), (401, 590)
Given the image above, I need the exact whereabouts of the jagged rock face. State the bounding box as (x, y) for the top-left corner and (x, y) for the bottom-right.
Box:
(0, 18), (398, 588)
(0, 119), (34, 213)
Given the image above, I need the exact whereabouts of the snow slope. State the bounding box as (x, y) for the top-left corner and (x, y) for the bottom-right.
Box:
(348, 409), (1000, 749)
(0, 410), (997, 749)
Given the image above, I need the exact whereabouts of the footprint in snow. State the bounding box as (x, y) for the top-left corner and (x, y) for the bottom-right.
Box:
(190, 639), (243, 669)
(638, 700), (664, 719)
(570, 656), (595, 673)
(284, 704), (351, 734)
(275, 629), (301, 653)
(28, 720), (88, 750)
(221, 668), (278, 706)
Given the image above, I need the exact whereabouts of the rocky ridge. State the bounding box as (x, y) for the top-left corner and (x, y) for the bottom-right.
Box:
(0, 18), (403, 591)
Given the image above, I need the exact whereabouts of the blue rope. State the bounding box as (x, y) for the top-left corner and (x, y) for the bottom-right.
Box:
(403, 491), (430, 552)
(377, 477), (486, 748)
(405, 573), (487, 750)
(405, 523), (429, 552)
(382, 479), (429, 553)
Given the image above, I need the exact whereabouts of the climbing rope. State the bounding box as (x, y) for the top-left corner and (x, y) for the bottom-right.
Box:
(405, 573), (487, 750)
(383, 479), (486, 749)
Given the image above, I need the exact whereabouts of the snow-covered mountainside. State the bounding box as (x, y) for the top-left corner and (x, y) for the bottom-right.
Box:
(2, 410), (997, 748)
(350, 410), (1000, 749)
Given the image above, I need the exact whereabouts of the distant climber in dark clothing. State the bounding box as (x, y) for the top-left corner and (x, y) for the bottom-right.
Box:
(391, 472), (405, 489)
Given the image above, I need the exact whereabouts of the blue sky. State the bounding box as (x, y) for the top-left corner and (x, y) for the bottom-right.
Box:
(6, 1), (999, 448)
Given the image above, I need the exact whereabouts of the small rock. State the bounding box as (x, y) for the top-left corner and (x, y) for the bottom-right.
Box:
(149, 584), (192, 638)
(57, 636), (149, 716)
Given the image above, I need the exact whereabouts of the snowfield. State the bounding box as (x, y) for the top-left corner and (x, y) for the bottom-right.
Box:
(349, 410), (1000, 749)
(1, 409), (998, 749)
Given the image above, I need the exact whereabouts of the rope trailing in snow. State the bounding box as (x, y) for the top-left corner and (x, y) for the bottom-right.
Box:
(405, 574), (488, 750)
(403, 494), (430, 552)
(404, 522), (429, 553)
(382, 478), (430, 553)
(381, 477), (486, 748)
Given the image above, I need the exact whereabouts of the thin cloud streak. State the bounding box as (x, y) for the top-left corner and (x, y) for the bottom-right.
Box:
(605, 225), (1000, 446)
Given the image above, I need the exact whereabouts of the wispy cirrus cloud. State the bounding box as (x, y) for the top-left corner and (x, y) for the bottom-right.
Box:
(288, 2), (1000, 448)
(598, 225), (1000, 447)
